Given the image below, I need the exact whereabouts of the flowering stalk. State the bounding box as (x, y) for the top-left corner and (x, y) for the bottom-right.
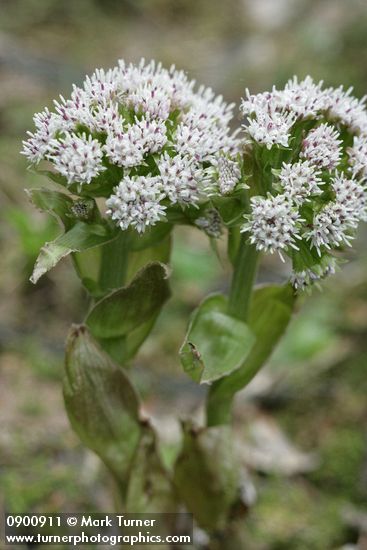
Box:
(22, 62), (367, 538)
(227, 238), (259, 322)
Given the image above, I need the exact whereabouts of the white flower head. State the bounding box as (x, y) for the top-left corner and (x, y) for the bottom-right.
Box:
(106, 175), (166, 233)
(278, 160), (323, 205)
(290, 258), (337, 291)
(134, 117), (167, 154)
(216, 156), (242, 195)
(158, 152), (204, 205)
(348, 135), (367, 179)
(239, 77), (367, 286)
(21, 108), (62, 163)
(241, 89), (274, 116)
(326, 85), (367, 134)
(306, 201), (357, 255)
(245, 107), (296, 149)
(241, 194), (303, 260)
(53, 86), (92, 132)
(104, 126), (144, 168)
(174, 122), (204, 159)
(195, 209), (222, 238)
(301, 123), (342, 170)
(104, 117), (167, 168)
(129, 84), (171, 120)
(89, 100), (123, 133)
(281, 76), (328, 118)
(241, 77), (367, 134)
(83, 67), (119, 104)
(47, 133), (105, 185)
(331, 172), (367, 222)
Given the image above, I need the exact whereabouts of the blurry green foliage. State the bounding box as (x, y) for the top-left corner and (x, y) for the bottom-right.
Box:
(248, 478), (345, 550)
(6, 207), (58, 269)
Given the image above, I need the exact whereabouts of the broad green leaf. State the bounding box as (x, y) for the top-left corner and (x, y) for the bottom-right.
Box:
(99, 317), (163, 367)
(179, 294), (255, 384)
(99, 313), (162, 364)
(207, 284), (296, 423)
(63, 325), (142, 492)
(30, 221), (116, 283)
(27, 188), (74, 230)
(28, 187), (102, 227)
(243, 284), (296, 384)
(86, 261), (170, 340)
(174, 423), (240, 530)
(125, 423), (177, 514)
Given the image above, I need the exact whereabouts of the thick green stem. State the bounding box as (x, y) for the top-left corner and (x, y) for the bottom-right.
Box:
(206, 235), (259, 427)
(227, 237), (259, 322)
(206, 390), (233, 426)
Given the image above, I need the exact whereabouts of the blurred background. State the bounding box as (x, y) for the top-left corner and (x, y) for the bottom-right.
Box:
(1, 0), (367, 548)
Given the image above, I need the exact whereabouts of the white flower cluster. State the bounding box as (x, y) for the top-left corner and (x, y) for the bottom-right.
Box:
(22, 59), (240, 232)
(241, 76), (367, 147)
(241, 77), (367, 286)
(215, 156), (242, 195)
(301, 123), (342, 170)
(348, 135), (367, 178)
(242, 195), (303, 261)
(290, 259), (337, 291)
(106, 175), (165, 233)
(277, 160), (323, 206)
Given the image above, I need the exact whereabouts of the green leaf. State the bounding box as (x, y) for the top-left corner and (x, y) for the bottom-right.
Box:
(243, 284), (296, 383)
(124, 314), (160, 361)
(174, 423), (240, 531)
(98, 312), (163, 364)
(85, 262), (171, 363)
(27, 188), (74, 230)
(125, 423), (177, 514)
(207, 284), (296, 424)
(28, 186), (103, 243)
(30, 221), (116, 283)
(86, 261), (170, 339)
(180, 294), (255, 384)
(63, 325), (142, 492)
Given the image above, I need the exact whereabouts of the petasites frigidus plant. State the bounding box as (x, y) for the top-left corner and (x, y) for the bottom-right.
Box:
(22, 62), (367, 545)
